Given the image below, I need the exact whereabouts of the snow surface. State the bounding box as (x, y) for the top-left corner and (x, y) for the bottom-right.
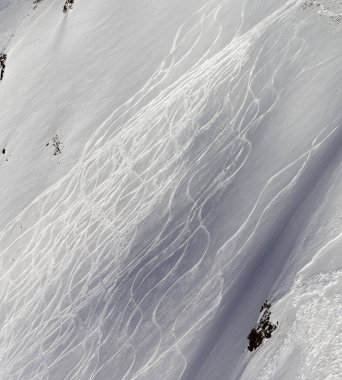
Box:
(0, 0), (342, 379)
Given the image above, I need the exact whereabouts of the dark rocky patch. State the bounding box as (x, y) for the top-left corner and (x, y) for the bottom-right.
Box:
(63, 0), (75, 13)
(0, 53), (7, 80)
(247, 301), (277, 352)
(52, 135), (63, 155)
(33, 0), (44, 9)
(46, 135), (64, 156)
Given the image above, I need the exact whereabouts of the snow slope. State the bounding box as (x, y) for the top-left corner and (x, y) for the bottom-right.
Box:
(0, 0), (341, 379)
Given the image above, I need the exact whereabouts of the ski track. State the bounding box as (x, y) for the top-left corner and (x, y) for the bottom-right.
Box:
(0, 0), (341, 379)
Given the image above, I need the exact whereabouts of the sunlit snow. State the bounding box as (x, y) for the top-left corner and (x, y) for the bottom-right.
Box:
(0, 0), (341, 379)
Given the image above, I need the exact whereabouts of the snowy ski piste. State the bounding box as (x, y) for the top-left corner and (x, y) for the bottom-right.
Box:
(0, 0), (341, 379)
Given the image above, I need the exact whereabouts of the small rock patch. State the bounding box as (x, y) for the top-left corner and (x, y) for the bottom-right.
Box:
(0, 53), (7, 80)
(46, 135), (64, 156)
(247, 301), (278, 352)
(63, 0), (75, 13)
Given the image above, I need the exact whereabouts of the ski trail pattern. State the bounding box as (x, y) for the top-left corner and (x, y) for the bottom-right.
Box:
(0, 0), (340, 379)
